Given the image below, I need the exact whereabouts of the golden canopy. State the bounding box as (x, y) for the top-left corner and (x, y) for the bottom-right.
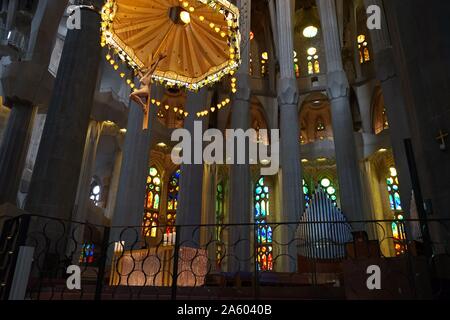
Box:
(100, 0), (241, 90)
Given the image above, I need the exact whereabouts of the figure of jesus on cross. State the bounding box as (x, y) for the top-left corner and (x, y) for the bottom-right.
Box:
(130, 52), (167, 130)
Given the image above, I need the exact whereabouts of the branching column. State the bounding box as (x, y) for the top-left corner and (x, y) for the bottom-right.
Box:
(176, 89), (208, 247)
(227, 0), (252, 273)
(25, 3), (103, 220)
(275, 0), (303, 272)
(317, 0), (365, 230)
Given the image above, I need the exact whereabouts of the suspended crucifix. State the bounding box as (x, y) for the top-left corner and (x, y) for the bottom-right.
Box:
(130, 53), (167, 130)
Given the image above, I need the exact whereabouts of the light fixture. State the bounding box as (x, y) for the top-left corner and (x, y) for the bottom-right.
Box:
(179, 10), (191, 24)
(169, 6), (191, 25)
(157, 142), (167, 148)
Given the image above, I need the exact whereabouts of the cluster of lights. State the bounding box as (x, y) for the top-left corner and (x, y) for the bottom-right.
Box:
(150, 98), (189, 118)
(196, 96), (231, 117)
(100, 0), (241, 92)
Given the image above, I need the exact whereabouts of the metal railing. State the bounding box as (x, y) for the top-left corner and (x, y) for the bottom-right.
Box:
(0, 214), (449, 300)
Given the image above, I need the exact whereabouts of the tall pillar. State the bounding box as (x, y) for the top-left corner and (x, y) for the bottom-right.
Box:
(201, 164), (217, 267)
(176, 89), (208, 247)
(110, 85), (162, 248)
(228, 0), (251, 273)
(105, 147), (123, 220)
(25, 3), (103, 220)
(0, 99), (35, 204)
(363, 0), (412, 215)
(317, 0), (365, 229)
(275, 0), (302, 272)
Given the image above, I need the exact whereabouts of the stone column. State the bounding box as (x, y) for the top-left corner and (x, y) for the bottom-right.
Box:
(275, 0), (302, 272)
(0, 99), (35, 204)
(227, 0), (252, 273)
(105, 147), (123, 220)
(201, 164), (217, 267)
(25, 3), (103, 220)
(363, 0), (412, 215)
(176, 88), (208, 247)
(110, 85), (162, 248)
(317, 0), (365, 229)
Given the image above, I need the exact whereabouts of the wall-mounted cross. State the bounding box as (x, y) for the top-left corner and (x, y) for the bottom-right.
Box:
(436, 129), (449, 150)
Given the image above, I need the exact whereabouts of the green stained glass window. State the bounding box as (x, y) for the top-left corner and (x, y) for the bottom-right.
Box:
(386, 167), (406, 256)
(319, 177), (337, 206)
(303, 179), (311, 208)
(254, 177), (272, 271)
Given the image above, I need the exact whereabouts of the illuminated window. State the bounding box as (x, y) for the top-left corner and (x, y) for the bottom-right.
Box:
(303, 25), (318, 38)
(319, 178), (337, 206)
(143, 167), (162, 237)
(303, 179), (311, 209)
(358, 34), (371, 64)
(216, 182), (225, 266)
(79, 243), (95, 264)
(307, 48), (320, 75)
(166, 169), (181, 235)
(294, 51), (300, 78)
(254, 177), (273, 271)
(89, 181), (101, 206)
(261, 51), (268, 77)
(386, 167), (406, 255)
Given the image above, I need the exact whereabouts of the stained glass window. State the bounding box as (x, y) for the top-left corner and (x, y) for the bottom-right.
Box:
(319, 178), (337, 206)
(294, 51), (300, 78)
(358, 34), (371, 64)
(261, 52), (268, 77)
(386, 167), (406, 255)
(255, 177), (273, 271)
(166, 169), (181, 235)
(79, 243), (95, 264)
(89, 181), (101, 206)
(216, 182), (225, 266)
(303, 179), (311, 209)
(307, 48), (320, 75)
(143, 167), (161, 238)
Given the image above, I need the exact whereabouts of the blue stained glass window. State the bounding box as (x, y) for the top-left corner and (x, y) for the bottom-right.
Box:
(254, 177), (272, 271)
(79, 243), (95, 264)
(166, 169), (181, 234)
(386, 167), (406, 256)
(255, 202), (261, 217)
